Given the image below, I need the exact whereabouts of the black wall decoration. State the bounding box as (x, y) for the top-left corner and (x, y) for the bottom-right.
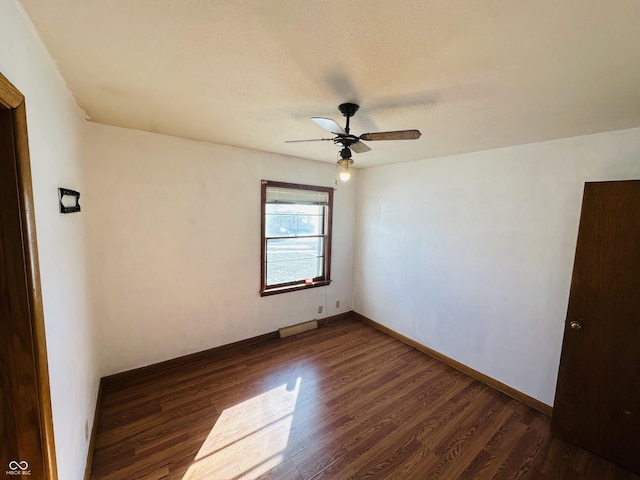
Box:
(59, 188), (81, 214)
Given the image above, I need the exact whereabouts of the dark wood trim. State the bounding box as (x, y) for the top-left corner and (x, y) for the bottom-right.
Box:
(259, 180), (334, 296)
(324, 184), (333, 284)
(91, 318), (631, 479)
(261, 180), (334, 193)
(0, 72), (57, 479)
(260, 279), (331, 297)
(352, 311), (553, 416)
(317, 310), (352, 327)
(102, 331), (278, 389)
(260, 179), (267, 293)
(0, 75), (23, 108)
(101, 312), (352, 389)
(83, 382), (102, 480)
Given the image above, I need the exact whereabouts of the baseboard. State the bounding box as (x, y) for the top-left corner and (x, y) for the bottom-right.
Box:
(101, 311), (352, 389)
(85, 308), (550, 477)
(102, 331), (280, 389)
(84, 380), (102, 480)
(352, 312), (553, 416)
(318, 311), (352, 327)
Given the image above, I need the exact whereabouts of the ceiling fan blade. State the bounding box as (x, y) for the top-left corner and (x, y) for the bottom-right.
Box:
(350, 141), (371, 153)
(285, 138), (333, 143)
(311, 117), (346, 135)
(360, 130), (421, 141)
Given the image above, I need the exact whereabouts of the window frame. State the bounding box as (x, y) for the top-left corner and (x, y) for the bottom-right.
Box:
(260, 180), (333, 296)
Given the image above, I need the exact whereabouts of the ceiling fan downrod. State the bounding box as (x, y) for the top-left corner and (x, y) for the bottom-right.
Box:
(338, 102), (359, 135)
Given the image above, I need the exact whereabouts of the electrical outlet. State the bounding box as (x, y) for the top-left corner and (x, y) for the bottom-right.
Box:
(84, 420), (89, 441)
(317, 305), (323, 314)
(335, 300), (341, 309)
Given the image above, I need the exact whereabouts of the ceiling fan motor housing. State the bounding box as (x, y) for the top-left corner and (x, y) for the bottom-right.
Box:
(334, 135), (360, 148)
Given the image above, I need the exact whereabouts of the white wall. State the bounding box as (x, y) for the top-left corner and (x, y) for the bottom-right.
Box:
(0, 1), (98, 478)
(4, 1), (639, 472)
(84, 123), (356, 376)
(354, 127), (640, 406)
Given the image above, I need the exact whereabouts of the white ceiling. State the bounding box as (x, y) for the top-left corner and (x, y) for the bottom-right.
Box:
(20, 0), (640, 168)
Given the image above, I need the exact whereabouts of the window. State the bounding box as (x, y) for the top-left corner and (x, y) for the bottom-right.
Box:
(260, 180), (333, 296)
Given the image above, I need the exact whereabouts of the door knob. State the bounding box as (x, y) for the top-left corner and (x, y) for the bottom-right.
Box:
(570, 321), (583, 330)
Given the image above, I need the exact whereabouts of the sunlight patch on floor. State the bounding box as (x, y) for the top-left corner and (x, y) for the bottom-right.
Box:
(182, 377), (301, 479)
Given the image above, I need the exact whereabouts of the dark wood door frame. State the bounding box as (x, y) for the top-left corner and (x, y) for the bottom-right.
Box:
(1, 72), (57, 479)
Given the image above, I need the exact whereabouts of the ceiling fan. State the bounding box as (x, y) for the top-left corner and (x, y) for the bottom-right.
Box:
(286, 103), (421, 181)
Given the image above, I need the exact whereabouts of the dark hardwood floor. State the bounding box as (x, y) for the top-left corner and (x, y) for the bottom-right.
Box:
(90, 318), (640, 480)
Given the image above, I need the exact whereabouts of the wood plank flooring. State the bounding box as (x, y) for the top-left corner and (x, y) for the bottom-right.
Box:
(90, 318), (640, 480)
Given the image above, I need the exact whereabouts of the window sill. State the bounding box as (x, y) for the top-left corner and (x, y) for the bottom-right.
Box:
(260, 280), (331, 297)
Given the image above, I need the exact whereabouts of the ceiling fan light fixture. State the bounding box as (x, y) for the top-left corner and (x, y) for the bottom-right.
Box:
(337, 157), (353, 182)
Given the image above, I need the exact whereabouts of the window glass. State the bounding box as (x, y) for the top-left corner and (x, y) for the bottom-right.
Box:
(265, 204), (324, 237)
(266, 237), (324, 285)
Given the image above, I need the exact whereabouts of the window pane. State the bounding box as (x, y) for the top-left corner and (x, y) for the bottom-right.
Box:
(265, 204), (324, 237)
(266, 237), (324, 285)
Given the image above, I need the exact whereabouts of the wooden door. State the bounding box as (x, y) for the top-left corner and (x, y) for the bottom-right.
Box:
(1, 73), (57, 478)
(552, 180), (640, 473)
